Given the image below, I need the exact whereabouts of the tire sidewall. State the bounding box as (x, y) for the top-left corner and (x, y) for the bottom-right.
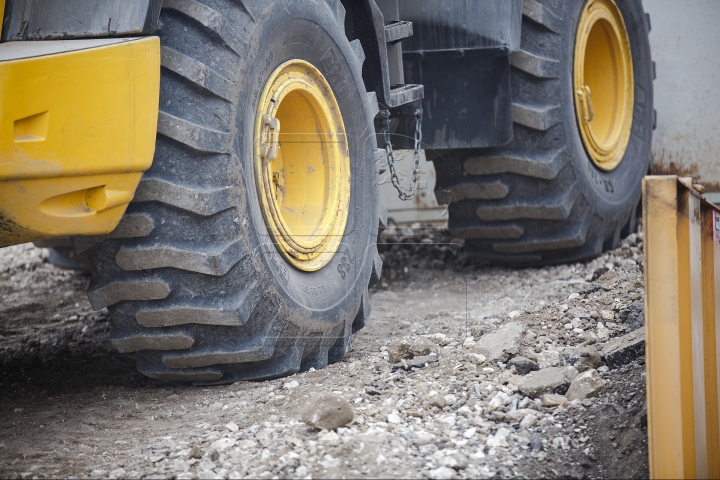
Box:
(236, 3), (376, 317)
(561, 0), (653, 215)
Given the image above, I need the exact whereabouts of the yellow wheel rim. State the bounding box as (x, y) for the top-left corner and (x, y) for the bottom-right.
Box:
(254, 60), (350, 272)
(574, 0), (634, 171)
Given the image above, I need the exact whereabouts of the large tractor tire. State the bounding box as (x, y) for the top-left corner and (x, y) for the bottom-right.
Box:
(434, 0), (654, 265)
(78, 0), (382, 383)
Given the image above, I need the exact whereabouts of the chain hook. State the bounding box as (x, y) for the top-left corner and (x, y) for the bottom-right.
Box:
(379, 106), (423, 201)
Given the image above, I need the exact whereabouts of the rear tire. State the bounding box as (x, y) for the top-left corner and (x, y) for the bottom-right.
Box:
(78, 0), (382, 384)
(433, 0), (653, 265)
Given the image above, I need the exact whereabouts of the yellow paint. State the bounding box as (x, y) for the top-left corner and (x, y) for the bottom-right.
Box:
(574, 0), (634, 171)
(254, 60), (350, 272)
(701, 206), (720, 476)
(14, 111), (50, 142)
(0, 37), (160, 247)
(644, 176), (720, 478)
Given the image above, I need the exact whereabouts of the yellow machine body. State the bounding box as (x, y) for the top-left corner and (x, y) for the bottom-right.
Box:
(0, 37), (160, 247)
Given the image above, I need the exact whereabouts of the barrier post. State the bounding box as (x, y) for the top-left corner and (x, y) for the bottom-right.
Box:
(644, 175), (720, 479)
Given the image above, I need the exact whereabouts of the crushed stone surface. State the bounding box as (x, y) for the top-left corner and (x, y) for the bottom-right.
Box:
(0, 230), (648, 479)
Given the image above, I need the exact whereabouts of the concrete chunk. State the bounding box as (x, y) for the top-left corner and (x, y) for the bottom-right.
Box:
(474, 322), (526, 362)
(512, 366), (578, 398)
(602, 328), (645, 368)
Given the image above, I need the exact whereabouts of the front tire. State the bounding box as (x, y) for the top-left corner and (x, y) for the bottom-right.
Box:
(80, 0), (382, 384)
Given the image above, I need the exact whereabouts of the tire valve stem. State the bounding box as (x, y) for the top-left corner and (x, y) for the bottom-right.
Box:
(578, 85), (595, 122)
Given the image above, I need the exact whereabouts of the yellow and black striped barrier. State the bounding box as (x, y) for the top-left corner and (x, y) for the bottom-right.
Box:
(644, 175), (720, 478)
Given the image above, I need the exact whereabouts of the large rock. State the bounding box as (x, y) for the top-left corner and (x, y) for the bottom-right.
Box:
(566, 369), (606, 401)
(602, 328), (645, 368)
(512, 366), (578, 398)
(301, 393), (354, 430)
(474, 322), (526, 363)
(388, 336), (436, 364)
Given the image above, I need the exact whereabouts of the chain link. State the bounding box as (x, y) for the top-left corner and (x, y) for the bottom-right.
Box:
(379, 107), (423, 201)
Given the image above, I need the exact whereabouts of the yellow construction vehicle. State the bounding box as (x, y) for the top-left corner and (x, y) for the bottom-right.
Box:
(0, 0), (654, 383)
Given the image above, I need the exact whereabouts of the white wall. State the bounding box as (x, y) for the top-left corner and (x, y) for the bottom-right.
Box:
(645, 0), (720, 193)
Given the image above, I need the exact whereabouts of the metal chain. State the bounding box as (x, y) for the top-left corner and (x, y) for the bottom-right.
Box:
(379, 107), (423, 201)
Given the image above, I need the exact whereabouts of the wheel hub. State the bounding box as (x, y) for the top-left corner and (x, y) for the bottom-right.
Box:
(574, 0), (634, 171)
(254, 60), (350, 272)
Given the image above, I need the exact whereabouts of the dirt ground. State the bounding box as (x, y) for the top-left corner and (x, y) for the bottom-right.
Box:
(0, 228), (648, 479)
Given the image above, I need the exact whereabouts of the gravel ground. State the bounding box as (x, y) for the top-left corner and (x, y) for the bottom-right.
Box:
(0, 229), (648, 479)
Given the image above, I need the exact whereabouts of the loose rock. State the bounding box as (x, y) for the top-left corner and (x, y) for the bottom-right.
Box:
(540, 394), (568, 407)
(566, 369), (606, 401)
(619, 301), (645, 330)
(428, 394), (446, 409)
(429, 466), (458, 480)
(507, 356), (539, 375)
(563, 346), (602, 373)
(301, 392), (354, 430)
(474, 322), (526, 362)
(513, 366), (578, 398)
(603, 328), (645, 368)
(388, 336), (436, 363)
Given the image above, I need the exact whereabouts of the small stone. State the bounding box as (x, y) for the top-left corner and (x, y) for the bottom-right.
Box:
(301, 392), (354, 430)
(597, 324), (610, 340)
(189, 445), (202, 459)
(529, 434), (544, 450)
(284, 380), (299, 389)
(601, 310), (615, 321)
(429, 466), (458, 480)
(387, 336), (436, 363)
(487, 391), (511, 411)
(563, 346), (602, 373)
(602, 328), (645, 368)
(387, 413), (402, 424)
(428, 394), (446, 409)
(474, 322), (526, 362)
(442, 452), (469, 470)
(108, 468), (127, 480)
(566, 369), (606, 401)
(318, 430), (341, 446)
(211, 438), (235, 451)
(540, 394), (568, 406)
(439, 414), (456, 426)
(414, 432), (435, 445)
(225, 422), (239, 433)
(486, 427), (511, 448)
(619, 301), (645, 330)
(90, 470), (108, 479)
(520, 413), (539, 428)
(408, 354), (439, 368)
(507, 356), (539, 375)
(466, 352), (487, 365)
(503, 408), (536, 423)
(320, 455), (341, 469)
